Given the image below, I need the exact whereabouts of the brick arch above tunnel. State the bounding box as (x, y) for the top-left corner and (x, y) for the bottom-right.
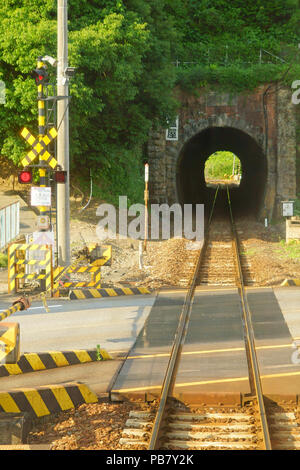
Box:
(180, 112), (264, 150)
(147, 87), (297, 220)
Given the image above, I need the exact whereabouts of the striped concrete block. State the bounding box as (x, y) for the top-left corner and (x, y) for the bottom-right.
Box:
(281, 279), (300, 287)
(0, 322), (20, 364)
(53, 263), (102, 297)
(8, 243), (52, 294)
(0, 382), (98, 417)
(69, 287), (151, 300)
(0, 348), (111, 377)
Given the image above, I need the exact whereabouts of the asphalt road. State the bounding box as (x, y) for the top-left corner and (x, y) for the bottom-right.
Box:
(0, 294), (157, 355)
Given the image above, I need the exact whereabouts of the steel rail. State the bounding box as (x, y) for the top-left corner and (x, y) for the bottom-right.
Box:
(148, 186), (220, 450)
(226, 187), (272, 450)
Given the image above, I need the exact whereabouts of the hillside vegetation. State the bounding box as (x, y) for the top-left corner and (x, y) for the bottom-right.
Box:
(0, 0), (299, 204)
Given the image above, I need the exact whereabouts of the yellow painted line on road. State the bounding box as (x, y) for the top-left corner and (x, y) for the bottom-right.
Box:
(113, 368), (300, 394)
(112, 376), (249, 393)
(257, 343), (292, 351)
(194, 287), (237, 291)
(161, 287), (237, 294)
(163, 286), (290, 294)
(261, 370), (300, 381)
(245, 286), (274, 290)
(126, 343), (294, 360)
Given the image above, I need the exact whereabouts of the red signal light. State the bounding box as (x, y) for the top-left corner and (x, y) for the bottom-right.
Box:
(31, 67), (49, 86)
(54, 170), (67, 183)
(18, 170), (32, 184)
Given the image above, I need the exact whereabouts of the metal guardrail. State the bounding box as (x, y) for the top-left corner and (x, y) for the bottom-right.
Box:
(0, 201), (20, 250)
(172, 48), (288, 68)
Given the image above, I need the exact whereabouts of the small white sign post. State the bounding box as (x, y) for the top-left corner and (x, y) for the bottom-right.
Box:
(282, 201), (294, 243)
(282, 201), (294, 218)
(30, 187), (52, 207)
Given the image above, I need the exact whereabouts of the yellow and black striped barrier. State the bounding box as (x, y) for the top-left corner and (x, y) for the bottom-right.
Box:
(88, 244), (112, 267)
(0, 382), (98, 417)
(0, 323), (20, 365)
(0, 348), (111, 377)
(53, 264), (102, 297)
(281, 279), (300, 287)
(69, 287), (151, 300)
(0, 297), (30, 323)
(0, 297), (30, 365)
(8, 243), (52, 294)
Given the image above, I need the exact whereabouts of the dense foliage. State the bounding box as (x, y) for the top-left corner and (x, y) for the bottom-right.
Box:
(204, 151), (241, 181)
(0, 0), (299, 204)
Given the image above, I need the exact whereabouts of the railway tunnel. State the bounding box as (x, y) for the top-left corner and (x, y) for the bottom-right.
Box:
(176, 126), (268, 218)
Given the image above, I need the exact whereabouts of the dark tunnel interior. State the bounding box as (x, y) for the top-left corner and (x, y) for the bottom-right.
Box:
(176, 127), (267, 218)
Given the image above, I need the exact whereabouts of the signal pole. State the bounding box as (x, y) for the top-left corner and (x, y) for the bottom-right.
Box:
(37, 57), (48, 222)
(57, 0), (70, 265)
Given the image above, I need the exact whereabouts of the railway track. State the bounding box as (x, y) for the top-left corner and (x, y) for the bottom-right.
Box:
(120, 403), (300, 450)
(119, 186), (300, 451)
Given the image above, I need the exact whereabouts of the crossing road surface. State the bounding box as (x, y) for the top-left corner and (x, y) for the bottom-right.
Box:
(0, 294), (156, 355)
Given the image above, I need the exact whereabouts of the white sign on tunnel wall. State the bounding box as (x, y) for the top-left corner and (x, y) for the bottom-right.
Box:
(166, 116), (179, 141)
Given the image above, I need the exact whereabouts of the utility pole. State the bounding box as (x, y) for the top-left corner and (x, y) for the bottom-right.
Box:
(57, 0), (70, 265)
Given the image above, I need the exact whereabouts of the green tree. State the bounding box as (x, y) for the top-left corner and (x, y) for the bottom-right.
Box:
(0, 0), (178, 205)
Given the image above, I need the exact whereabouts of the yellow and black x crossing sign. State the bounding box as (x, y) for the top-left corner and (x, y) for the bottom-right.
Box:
(20, 127), (58, 169)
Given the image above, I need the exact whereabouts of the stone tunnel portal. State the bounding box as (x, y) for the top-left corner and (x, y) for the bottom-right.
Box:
(177, 127), (268, 217)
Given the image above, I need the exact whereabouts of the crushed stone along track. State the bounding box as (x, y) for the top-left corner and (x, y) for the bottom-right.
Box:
(119, 403), (300, 450)
(196, 218), (236, 286)
(176, 240), (203, 288)
(119, 404), (261, 450)
(267, 404), (300, 450)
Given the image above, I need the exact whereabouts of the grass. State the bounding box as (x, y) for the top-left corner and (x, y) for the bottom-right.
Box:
(241, 249), (256, 256)
(275, 240), (300, 260)
(0, 253), (8, 267)
(205, 151), (241, 180)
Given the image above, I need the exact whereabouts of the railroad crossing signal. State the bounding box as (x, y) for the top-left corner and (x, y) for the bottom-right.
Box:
(32, 67), (49, 86)
(18, 169), (32, 184)
(20, 127), (58, 169)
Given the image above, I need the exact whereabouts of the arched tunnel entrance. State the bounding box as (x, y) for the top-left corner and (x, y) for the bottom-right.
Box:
(177, 127), (268, 218)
